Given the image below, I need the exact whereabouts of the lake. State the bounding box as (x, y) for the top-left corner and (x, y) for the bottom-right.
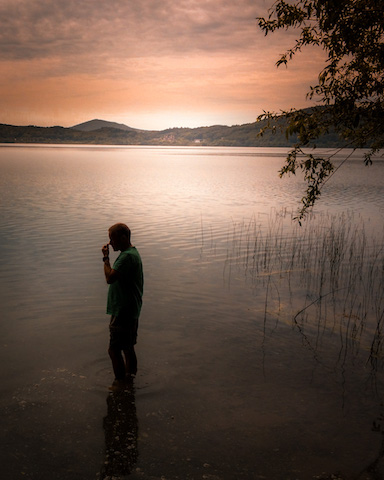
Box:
(0, 144), (384, 480)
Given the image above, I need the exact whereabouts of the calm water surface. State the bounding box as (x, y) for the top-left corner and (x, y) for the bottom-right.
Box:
(1, 145), (384, 480)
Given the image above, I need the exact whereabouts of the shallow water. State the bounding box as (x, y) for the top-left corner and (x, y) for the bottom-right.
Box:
(1, 145), (384, 479)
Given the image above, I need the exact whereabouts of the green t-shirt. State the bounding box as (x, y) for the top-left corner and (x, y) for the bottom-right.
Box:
(106, 247), (144, 317)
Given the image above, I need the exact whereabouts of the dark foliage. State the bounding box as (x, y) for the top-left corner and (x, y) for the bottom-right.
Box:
(257, 0), (384, 220)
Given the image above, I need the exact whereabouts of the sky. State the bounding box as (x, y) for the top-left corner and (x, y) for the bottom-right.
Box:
(0, 0), (326, 131)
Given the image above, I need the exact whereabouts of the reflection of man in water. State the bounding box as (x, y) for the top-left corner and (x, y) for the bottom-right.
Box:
(101, 387), (138, 478)
(102, 223), (144, 391)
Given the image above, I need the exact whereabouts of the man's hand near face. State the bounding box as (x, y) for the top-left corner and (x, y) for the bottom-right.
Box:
(102, 243), (120, 284)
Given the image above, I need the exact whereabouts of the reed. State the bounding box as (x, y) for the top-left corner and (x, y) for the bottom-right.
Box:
(224, 208), (384, 373)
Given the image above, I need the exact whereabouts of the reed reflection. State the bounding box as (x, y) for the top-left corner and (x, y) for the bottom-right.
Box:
(101, 385), (138, 479)
(358, 410), (384, 479)
(222, 209), (384, 386)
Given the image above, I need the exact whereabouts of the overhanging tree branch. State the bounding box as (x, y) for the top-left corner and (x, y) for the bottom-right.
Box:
(257, 0), (384, 220)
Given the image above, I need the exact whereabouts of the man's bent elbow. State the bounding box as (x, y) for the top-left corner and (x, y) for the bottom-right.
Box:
(105, 270), (119, 284)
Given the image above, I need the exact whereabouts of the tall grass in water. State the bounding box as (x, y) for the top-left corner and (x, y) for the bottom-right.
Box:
(224, 209), (384, 374)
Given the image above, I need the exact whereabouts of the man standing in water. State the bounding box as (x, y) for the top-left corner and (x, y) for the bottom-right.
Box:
(102, 223), (144, 391)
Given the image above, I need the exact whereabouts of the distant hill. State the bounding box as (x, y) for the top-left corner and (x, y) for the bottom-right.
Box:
(71, 119), (140, 132)
(0, 115), (343, 147)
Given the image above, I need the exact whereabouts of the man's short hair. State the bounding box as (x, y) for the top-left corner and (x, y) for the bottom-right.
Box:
(109, 223), (131, 241)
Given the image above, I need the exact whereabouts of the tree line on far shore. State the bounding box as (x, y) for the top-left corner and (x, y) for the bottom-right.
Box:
(0, 111), (343, 148)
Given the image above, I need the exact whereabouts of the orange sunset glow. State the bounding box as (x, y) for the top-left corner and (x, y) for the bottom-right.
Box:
(0, 0), (326, 130)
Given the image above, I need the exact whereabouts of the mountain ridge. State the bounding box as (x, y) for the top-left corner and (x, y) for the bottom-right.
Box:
(0, 114), (343, 147)
(71, 119), (142, 132)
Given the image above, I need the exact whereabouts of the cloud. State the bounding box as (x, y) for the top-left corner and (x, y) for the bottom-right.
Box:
(0, 0), (304, 81)
(0, 0), (265, 61)
(0, 0), (327, 129)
